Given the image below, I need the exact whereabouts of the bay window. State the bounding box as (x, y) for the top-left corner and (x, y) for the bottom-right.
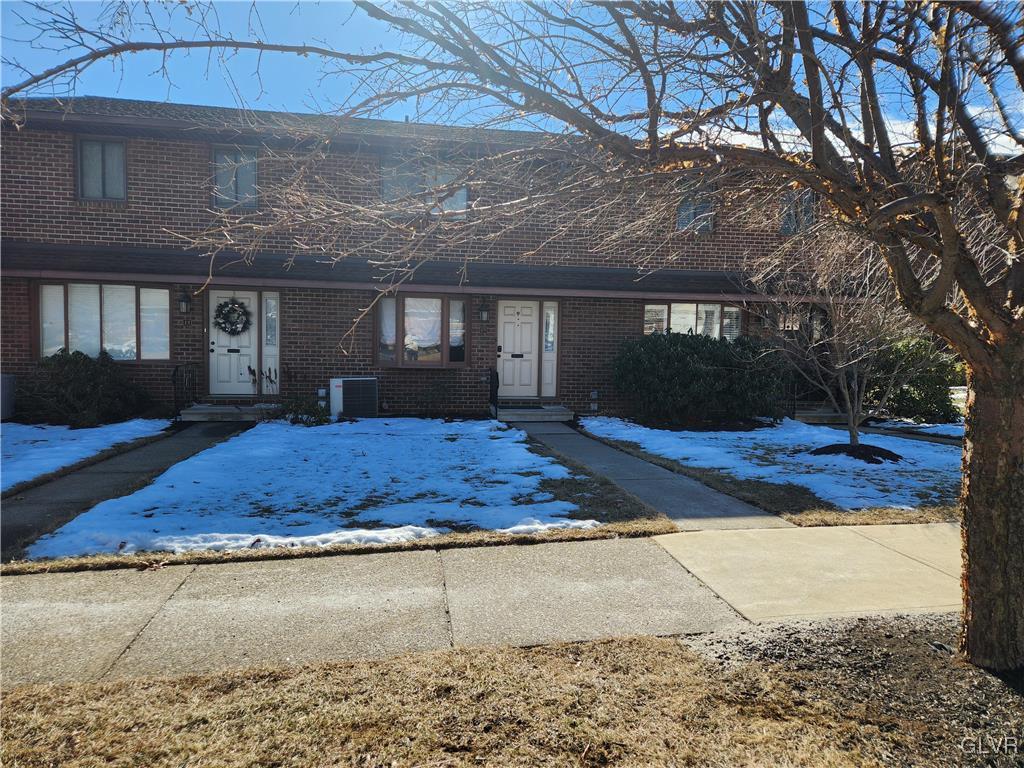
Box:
(39, 283), (170, 361)
(377, 295), (468, 367)
(644, 302), (743, 341)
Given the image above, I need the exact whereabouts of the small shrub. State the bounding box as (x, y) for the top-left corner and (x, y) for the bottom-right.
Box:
(274, 394), (332, 426)
(869, 339), (963, 423)
(14, 349), (153, 428)
(613, 333), (791, 426)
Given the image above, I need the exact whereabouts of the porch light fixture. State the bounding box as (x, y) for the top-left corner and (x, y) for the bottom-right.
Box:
(178, 289), (193, 314)
(479, 301), (490, 322)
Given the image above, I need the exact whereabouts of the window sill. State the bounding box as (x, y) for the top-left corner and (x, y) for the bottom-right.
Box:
(76, 198), (128, 209)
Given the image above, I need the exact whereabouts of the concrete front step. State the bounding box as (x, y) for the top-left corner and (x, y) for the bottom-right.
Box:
(492, 404), (574, 423)
(180, 403), (278, 422)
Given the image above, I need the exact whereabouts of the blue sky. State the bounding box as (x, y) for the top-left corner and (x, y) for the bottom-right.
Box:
(1, 1), (405, 115)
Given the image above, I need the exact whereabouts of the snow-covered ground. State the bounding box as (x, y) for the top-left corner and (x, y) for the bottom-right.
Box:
(27, 419), (597, 559)
(2, 420), (171, 492)
(873, 420), (964, 438)
(582, 417), (960, 510)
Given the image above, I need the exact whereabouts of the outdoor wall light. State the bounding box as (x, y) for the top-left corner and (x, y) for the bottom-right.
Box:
(479, 302), (490, 322)
(178, 289), (193, 314)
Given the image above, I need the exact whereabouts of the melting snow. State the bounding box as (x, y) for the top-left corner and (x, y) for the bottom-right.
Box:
(582, 417), (961, 510)
(26, 419), (597, 559)
(2, 420), (171, 492)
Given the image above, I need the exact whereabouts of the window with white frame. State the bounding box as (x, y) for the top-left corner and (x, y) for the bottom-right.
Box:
(39, 284), (170, 360)
(377, 295), (467, 367)
(644, 302), (742, 341)
(381, 156), (468, 217)
(213, 147), (258, 208)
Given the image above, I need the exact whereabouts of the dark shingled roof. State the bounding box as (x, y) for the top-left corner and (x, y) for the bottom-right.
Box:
(1, 241), (753, 297)
(9, 96), (550, 147)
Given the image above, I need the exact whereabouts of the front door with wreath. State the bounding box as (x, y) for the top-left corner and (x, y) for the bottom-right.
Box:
(208, 289), (259, 396)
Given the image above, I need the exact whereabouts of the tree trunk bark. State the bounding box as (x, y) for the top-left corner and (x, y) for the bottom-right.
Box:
(960, 375), (1024, 671)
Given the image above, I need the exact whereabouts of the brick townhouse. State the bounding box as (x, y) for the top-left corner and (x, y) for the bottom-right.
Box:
(0, 97), (811, 420)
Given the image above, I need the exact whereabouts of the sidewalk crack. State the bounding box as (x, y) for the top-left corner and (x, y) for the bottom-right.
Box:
(435, 550), (455, 648)
(98, 564), (196, 680)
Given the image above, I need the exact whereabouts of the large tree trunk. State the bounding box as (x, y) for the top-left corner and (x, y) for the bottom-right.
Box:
(960, 370), (1024, 671)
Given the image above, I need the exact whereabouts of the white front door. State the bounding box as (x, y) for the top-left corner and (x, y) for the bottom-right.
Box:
(497, 300), (539, 398)
(209, 289), (259, 396)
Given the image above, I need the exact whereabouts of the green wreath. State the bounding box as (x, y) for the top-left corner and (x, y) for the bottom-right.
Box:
(213, 299), (253, 336)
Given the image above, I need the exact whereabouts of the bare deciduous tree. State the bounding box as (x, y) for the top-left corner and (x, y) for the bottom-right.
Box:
(746, 222), (956, 449)
(2, 1), (1022, 670)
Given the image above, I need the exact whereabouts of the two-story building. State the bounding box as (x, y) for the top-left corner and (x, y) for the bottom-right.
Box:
(1, 97), (808, 420)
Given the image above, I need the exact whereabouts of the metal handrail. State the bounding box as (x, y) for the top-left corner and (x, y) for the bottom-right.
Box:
(171, 363), (199, 418)
(489, 368), (499, 410)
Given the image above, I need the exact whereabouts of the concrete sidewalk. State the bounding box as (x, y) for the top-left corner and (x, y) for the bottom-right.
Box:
(655, 523), (961, 621)
(1, 422), (244, 561)
(1, 523), (962, 686)
(1, 538), (740, 685)
(517, 422), (791, 530)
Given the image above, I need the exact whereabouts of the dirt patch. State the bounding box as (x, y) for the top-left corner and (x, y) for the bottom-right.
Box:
(809, 442), (904, 464)
(3, 617), (1019, 767)
(683, 614), (1023, 767)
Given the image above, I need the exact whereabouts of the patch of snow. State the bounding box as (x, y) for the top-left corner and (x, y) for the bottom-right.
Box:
(873, 420), (964, 438)
(582, 417), (960, 510)
(27, 419), (597, 559)
(1, 420), (171, 492)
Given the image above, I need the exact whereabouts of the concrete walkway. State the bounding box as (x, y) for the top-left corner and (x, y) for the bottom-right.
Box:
(516, 422), (791, 530)
(1, 538), (741, 685)
(0, 523), (962, 686)
(655, 522), (961, 621)
(1, 422), (244, 561)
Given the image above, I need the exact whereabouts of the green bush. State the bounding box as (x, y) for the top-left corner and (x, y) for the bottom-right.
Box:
(869, 339), (963, 423)
(613, 333), (791, 426)
(15, 349), (153, 428)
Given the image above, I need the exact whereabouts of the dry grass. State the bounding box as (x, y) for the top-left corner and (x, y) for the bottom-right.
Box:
(1, 443), (671, 577)
(0, 636), (887, 768)
(582, 430), (960, 528)
(782, 505), (958, 527)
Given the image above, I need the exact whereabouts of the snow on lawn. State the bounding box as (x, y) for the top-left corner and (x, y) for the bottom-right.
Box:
(873, 420), (964, 438)
(582, 417), (961, 510)
(2, 420), (171, 492)
(27, 419), (597, 559)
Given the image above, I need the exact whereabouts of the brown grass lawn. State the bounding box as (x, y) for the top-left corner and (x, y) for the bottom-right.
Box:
(3, 616), (1019, 768)
(1, 441), (672, 576)
(582, 431), (960, 527)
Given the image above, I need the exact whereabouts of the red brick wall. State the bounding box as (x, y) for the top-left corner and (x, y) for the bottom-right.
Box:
(0, 126), (789, 271)
(3, 277), (756, 418)
(1, 278), (206, 410)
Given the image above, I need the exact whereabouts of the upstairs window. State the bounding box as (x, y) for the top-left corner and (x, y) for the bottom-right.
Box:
(644, 302), (742, 341)
(780, 189), (816, 234)
(676, 196), (714, 233)
(213, 147), (258, 208)
(78, 139), (126, 201)
(381, 156), (467, 218)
